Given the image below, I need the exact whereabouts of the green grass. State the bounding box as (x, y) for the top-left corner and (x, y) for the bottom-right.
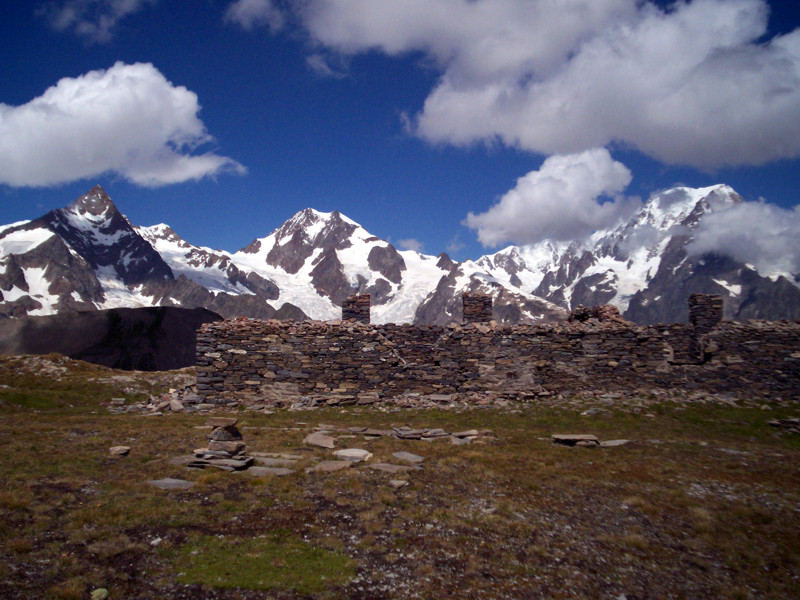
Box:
(173, 531), (356, 594)
(2, 354), (800, 598)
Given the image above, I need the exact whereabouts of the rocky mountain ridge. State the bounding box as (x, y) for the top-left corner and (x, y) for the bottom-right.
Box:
(1, 184), (798, 324)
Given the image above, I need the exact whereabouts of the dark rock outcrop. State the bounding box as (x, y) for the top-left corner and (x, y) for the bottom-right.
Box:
(0, 307), (222, 371)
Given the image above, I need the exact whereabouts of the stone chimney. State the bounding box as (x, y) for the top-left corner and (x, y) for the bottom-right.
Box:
(689, 294), (723, 333)
(342, 294), (370, 323)
(689, 293), (723, 362)
(463, 292), (492, 324)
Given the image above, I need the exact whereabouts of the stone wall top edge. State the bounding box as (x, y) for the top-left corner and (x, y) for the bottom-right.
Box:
(198, 315), (800, 335)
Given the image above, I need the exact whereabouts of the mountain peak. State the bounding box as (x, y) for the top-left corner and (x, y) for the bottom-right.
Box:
(67, 185), (118, 218)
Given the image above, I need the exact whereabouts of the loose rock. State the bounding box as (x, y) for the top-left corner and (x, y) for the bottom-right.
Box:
(552, 434), (600, 447)
(109, 445), (130, 457)
(148, 478), (195, 490)
(306, 460), (352, 473)
(333, 448), (373, 462)
(304, 432), (336, 448)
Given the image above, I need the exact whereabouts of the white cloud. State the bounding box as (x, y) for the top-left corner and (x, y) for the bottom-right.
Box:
(290, 0), (800, 169)
(38, 0), (157, 43)
(0, 62), (245, 188)
(688, 201), (800, 278)
(397, 238), (424, 252)
(464, 148), (636, 246)
(446, 234), (464, 255)
(306, 54), (349, 79)
(224, 0), (284, 32)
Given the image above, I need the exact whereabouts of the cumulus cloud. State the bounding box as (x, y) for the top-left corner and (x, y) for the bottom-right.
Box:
(397, 238), (424, 252)
(688, 201), (800, 278)
(38, 0), (157, 43)
(464, 148), (636, 246)
(289, 0), (800, 169)
(0, 62), (245, 188)
(224, 0), (284, 32)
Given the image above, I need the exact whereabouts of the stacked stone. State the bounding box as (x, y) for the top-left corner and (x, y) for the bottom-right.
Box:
(689, 294), (724, 332)
(342, 294), (371, 323)
(568, 304), (630, 325)
(689, 293), (724, 361)
(195, 300), (800, 406)
(189, 417), (253, 471)
(463, 293), (493, 323)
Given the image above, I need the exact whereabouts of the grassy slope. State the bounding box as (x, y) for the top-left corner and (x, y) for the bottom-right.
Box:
(1, 354), (799, 599)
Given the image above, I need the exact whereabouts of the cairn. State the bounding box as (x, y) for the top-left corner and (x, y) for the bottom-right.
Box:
(188, 417), (253, 471)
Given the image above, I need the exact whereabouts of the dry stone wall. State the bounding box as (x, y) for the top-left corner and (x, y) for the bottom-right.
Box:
(341, 294), (370, 323)
(196, 313), (800, 405)
(463, 293), (493, 323)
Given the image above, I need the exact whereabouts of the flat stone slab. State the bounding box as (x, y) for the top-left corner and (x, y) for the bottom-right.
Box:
(207, 417), (238, 428)
(552, 434), (600, 447)
(422, 429), (448, 438)
(306, 460), (352, 473)
(253, 457), (297, 467)
(304, 432), (336, 449)
(600, 439), (632, 448)
(247, 466), (294, 477)
(453, 429), (479, 438)
(148, 478), (196, 490)
(389, 479), (409, 489)
(368, 463), (422, 474)
(393, 427), (425, 439)
(251, 452), (304, 460)
(392, 451), (424, 464)
(109, 445), (130, 457)
(333, 448), (373, 462)
(363, 429), (393, 437)
(188, 457), (253, 471)
(450, 436), (471, 446)
(168, 455), (197, 466)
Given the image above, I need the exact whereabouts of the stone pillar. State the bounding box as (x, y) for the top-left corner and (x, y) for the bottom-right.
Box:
(689, 294), (723, 332)
(689, 293), (723, 362)
(342, 294), (370, 323)
(463, 292), (492, 323)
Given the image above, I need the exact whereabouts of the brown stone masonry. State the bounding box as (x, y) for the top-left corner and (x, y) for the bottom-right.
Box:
(196, 301), (800, 406)
(342, 294), (371, 323)
(463, 292), (493, 323)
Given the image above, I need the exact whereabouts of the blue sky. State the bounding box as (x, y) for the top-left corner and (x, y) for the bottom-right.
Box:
(1, 0), (799, 262)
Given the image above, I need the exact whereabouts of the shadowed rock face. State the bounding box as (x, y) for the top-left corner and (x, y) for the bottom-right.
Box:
(39, 185), (174, 286)
(0, 307), (223, 371)
(367, 245), (406, 284)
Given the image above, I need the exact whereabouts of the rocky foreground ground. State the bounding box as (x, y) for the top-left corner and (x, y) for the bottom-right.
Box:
(1, 354), (799, 599)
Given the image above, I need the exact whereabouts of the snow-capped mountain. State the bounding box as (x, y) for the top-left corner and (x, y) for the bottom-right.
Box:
(1, 184), (798, 324)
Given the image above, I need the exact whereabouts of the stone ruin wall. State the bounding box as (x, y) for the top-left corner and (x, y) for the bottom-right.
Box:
(195, 298), (800, 406)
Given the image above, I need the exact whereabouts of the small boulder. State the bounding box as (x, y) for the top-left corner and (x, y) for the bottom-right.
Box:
(109, 445), (131, 457)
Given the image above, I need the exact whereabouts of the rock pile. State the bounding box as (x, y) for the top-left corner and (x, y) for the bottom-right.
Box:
(188, 418), (253, 471)
(106, 386), (215, 415)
